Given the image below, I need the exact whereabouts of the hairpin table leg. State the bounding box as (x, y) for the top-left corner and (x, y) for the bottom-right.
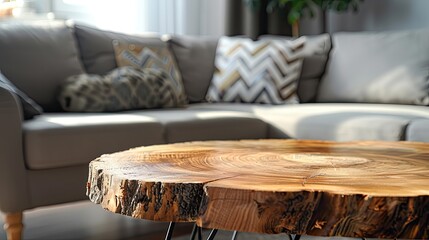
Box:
(190, 224), (203, 240)
(198, 226), (203, 240)
(206, 229), (218, 240)
(231, 230), (238, 240)
(288, 234), (301, 240)
(190, 224), (197, 240)
(164, 222), (176, 240)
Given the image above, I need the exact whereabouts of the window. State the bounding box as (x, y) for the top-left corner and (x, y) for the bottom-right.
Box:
(51, 0), (225, 36)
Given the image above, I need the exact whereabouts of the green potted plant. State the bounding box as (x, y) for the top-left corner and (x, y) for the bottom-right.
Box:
(245, 0), (363, 37)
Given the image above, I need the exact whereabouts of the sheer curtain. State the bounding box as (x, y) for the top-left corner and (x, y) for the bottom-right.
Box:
(50, 0), (226, 36)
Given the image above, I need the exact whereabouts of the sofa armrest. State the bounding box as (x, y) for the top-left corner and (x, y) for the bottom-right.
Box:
(0, 87), (30, 212)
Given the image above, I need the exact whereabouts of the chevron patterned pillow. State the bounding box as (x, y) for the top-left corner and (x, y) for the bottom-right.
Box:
(206, 37), (306, 104)
(113, 40), (187, 104)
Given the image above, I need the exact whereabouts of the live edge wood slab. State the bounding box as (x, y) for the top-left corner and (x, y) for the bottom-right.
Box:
(86, 140), (429, 239)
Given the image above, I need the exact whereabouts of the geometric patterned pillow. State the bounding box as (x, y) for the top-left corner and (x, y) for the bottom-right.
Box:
(112, 40), (187, 104)
(58, 67), (186, 112)
(206, 36), (306, 104)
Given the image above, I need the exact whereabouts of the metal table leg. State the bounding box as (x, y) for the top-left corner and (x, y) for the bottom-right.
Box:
(190, 224), (198, 240)
(206, 229), (218, 240)
(288, 234), (301, 240)
(190, 224), (203, 240)
(164, 222), (176, 240)
(231, 230), (238, 240)
(198, 226), (203, 240)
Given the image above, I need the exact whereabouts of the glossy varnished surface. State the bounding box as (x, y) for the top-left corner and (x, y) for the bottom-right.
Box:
(87, 140), (429, 238)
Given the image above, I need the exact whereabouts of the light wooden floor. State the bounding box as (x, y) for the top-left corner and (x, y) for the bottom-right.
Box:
(0, 201), (192, 240)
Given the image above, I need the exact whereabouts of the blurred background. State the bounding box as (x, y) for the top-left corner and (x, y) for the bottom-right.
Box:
(1, 0), (429, 37)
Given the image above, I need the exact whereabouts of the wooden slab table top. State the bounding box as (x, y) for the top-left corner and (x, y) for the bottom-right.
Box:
(86, 139), (429, 239)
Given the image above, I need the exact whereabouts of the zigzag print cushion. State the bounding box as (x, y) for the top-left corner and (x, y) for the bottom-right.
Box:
(206, 36), (306, 104)
(113, 40), (187, 104)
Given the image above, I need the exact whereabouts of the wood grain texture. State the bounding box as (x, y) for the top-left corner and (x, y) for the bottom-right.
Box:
(4, 212), (23, 240)
(87, 140), (429, 239)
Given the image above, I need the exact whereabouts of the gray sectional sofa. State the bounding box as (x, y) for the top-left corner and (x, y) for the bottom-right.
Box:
(1, 20), (429, 238)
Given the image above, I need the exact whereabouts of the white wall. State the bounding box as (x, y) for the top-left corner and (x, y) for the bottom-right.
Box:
(200, 0), (227, 36)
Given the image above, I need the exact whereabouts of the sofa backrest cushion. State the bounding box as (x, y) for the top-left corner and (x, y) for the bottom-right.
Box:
(317, 30), (429, 105)
(259, 34), (331, 103)
(0, 20), (84, 112)
(169, 36), (219, 103)
(74, 24), (167, 75)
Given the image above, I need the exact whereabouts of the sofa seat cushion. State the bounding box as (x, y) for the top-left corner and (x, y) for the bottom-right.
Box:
(24, 108), (268, 170)
(128, 109), (268, 143)
(189, 103), (429, 141)
(406, 119), (429, 142)
(23, 113), (165, 170)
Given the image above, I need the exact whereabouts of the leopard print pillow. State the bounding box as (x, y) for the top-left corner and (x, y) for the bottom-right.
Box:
(58, 66), (187, 112)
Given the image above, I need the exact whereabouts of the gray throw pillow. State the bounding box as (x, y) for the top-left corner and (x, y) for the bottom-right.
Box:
(0, 72), (43, 119)
(58, 67), (186, 112)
